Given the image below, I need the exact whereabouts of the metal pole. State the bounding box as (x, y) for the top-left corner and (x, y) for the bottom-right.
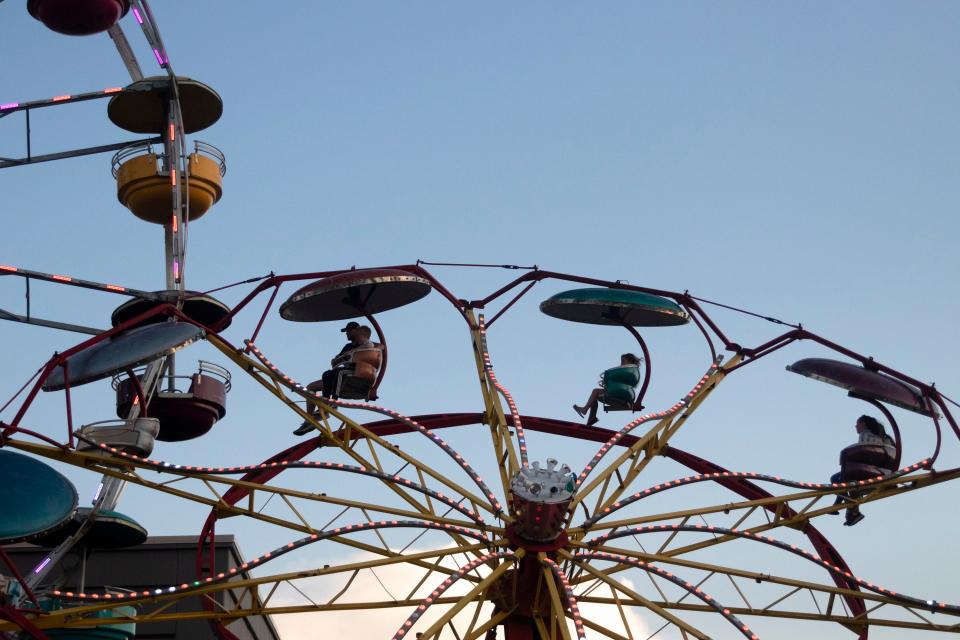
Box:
(107, 24), (144, 81)
(25, 109), (31, 162)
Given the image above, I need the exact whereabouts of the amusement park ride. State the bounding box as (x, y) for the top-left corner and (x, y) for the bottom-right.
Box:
(1, 2), (960, 639)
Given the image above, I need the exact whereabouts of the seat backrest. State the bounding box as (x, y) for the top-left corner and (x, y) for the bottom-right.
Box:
(602, 365), (640, 409)
(604, 365), (641, 387)
(840, 443), (897, 472)
(351, 347), (382, 382)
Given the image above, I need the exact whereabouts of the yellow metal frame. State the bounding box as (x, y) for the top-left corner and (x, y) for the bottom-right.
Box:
(7, 326), (960, 640)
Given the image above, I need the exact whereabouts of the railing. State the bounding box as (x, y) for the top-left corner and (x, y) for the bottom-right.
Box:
(110, 140), (226, 178)
(112, 360), (232, 393)
(193, 140), (227, 176)
(111, 141), (158, 177)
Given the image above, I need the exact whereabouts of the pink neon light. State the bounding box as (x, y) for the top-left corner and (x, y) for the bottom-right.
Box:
(103, 87), (123, 94)
(52, 275), (72, 282)
(105, 285), (126, 292)
(0, 265), (18, 272)
(153, 49), (165, 66)
(132, 7), (143, 23)
(0, 103), (19, 110)
(173, 260), (180, 280)
(52, 95), (71, 102)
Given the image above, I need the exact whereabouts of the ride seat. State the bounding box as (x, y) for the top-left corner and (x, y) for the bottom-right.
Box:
(336, 344), (383, 401)
(76, 417), (160, 458)
(840, 443), (897, 482)
(602, 365), (641, 412)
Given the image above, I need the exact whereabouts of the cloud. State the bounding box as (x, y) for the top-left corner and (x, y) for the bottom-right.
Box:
(271, 544), (496, 638)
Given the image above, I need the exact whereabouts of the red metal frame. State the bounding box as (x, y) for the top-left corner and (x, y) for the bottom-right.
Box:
(621, 324), (652, 411)
(664, 446), (869, 634)
(0, 605), (49, 640)
(5, 263), (957, 640)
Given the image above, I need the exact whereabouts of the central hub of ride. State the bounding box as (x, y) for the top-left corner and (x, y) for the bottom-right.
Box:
(508, 458), (575, 546)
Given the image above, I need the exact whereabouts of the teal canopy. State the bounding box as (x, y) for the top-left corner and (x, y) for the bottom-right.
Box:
(32, 508), (148, 549)
(540, 288), (689, 327)
(0, 450), (77, 544)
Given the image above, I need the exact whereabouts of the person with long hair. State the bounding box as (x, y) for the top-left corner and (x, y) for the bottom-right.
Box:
(573, 353), (642, 427)
(831, 415), (896, 526)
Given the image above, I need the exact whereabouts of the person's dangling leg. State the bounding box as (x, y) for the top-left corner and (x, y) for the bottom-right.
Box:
(574, 388), (603, 421)
(586, 400), (600, 427)
(321, 368), (341, 399)
(294, 378), (326, 436)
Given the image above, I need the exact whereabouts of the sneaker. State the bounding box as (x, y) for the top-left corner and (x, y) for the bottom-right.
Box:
(586, 416), (599, 427)
(573, 405), (586, 418)
(293, 421), (314, 436)
(844, 512), (865, 527)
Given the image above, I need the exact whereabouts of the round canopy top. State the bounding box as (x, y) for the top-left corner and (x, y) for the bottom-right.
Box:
(279, 269), (432, 322)
(108, 76), (223, 134)
(111, 290), (232, 331)
(539, 288), (689, 327)
(43, 322), (205, 392)
(30, 508), (148, 550)
(0, 450), (77, 544)
(786, 357), (932, 416)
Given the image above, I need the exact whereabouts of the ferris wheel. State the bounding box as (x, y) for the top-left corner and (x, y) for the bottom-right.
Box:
(2, 3), (960, 640)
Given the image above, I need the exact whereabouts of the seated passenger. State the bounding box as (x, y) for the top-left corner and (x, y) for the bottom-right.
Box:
(293, 323), (379, 436)
(334, 329), (382, 398)
(830, 414), (896, 526)
(573, 353), (642, 427)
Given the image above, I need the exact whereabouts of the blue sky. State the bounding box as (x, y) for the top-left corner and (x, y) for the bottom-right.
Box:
(2, 2), (959, 638)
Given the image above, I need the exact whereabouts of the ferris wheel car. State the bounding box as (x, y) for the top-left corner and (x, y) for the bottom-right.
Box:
(113, 141), (226, 225)
(114, 361), (230, 442)
(26, 0), (129, 36)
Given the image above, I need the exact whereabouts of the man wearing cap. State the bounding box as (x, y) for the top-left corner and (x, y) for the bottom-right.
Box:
(331, 321), (362, 368)
(293, 322), (369, 435)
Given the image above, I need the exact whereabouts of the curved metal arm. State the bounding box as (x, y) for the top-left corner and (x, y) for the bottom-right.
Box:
(124, 367), (149, 418)
(364, 312), (386, 401)
(622, 323), (651, 411)
(862, 398), (902, 469)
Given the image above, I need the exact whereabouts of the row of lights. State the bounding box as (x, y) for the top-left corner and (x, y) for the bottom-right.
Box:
(478, 315), (528, 468)
(244, 340), (505, 515)
(0, 87), (123, 113)
(0, 264), (127, 293)
(83, 437), (486, 528)
(577, 551), (759, 640)
(582, 459), (932, 529)
(129, 6), (167, 68)
(392, 551), (515, 639)
(541, 557), (587, 640)
(52, 520), (490, 602)
(576, 363), (720, 488)
(587, 524), (955, 614)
